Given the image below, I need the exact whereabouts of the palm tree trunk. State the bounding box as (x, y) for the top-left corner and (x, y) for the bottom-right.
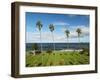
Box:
(34, 49), (36, 55)
(40, 30), (43, 53)
(78, 36), (80, 49)
(40, 30), (43, 65)
(67, 37), (69, 49)
(52, 32), (55, 52)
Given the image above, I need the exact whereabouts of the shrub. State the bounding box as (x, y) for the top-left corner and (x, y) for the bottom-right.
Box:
(37, 62), (42, 66)
(59, 59), (64, 65)
(35, 50), (41, 54)
(46, 49), (52, 54)
(26, 63), (30, 67)
(29, 51), (34, 54)
(69, 61), (73, 65)
(50, 62), (53, 66)
(53, 53), (55, 55)
(32, 43), (38, 50)
(80, 48), (89, 55)
(78, 61), (84, 64)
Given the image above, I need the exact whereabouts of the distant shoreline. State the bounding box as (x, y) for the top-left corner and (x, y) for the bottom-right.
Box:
(60, 49), (83, 52)
(26, 43), (89, 51)
(26, 42), (89, 44)
(27, 49), (83, 53)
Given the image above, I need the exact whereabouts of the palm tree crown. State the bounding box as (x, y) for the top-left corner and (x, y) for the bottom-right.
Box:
(49, 24), (54, 32)
(76, 28), (82, 37)
(36, 20), (43, 31)
(65, 29), (70, 38)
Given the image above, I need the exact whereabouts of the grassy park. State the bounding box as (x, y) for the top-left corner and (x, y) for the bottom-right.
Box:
(26, 49), (89, 67)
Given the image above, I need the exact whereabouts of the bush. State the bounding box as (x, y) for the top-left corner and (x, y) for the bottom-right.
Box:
(69, 61), (73, 65)
(80, 48), (89, 55)
(32, 43), (38, 50)
(59, 59), (64, 65)
(37, 62), (42, 66)
(50, 62), (53, 66)
(46, 50), (52, 54)
(35, 50), (41, 54)
(26, 63), (30, 67)
(53, 53), (55, 55)
(29, 51), (34, 54)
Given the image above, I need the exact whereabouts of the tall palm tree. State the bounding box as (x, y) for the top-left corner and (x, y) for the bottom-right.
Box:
(76, 28), (82, 49)
(65, 29), (70, 49)
(36, 20), (43, 53)
(49, 24), (55, 51)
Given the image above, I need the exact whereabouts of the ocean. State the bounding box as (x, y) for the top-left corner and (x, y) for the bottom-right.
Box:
(26, 43), (89, 51)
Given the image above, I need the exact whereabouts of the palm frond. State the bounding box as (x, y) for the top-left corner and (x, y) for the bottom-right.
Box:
(49, 24), (54, 32)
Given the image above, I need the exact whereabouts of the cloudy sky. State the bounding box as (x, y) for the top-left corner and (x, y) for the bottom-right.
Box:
(25, 12), (90, 43)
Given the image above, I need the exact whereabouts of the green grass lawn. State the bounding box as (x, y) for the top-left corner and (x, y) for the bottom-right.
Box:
(26, 51), (89, 67)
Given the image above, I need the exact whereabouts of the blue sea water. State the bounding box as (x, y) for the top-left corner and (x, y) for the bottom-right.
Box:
(26, 43), (89, 51)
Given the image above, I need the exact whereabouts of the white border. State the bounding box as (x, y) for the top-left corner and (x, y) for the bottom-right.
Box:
(19, 6), (95, 75)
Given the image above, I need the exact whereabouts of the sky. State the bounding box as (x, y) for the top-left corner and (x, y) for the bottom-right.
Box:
(25, 12), (90, 43)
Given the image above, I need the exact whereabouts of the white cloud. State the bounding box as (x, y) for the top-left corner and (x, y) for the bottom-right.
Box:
(26, 25), (89, 43)
(53, 22), (69, 26)
(68, 14), (77, 17)
(26, 31), (66, 43)
(62, 25), (89, 38)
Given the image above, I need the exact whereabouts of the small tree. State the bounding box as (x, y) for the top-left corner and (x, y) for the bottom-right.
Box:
(32, 43), (38, 55)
